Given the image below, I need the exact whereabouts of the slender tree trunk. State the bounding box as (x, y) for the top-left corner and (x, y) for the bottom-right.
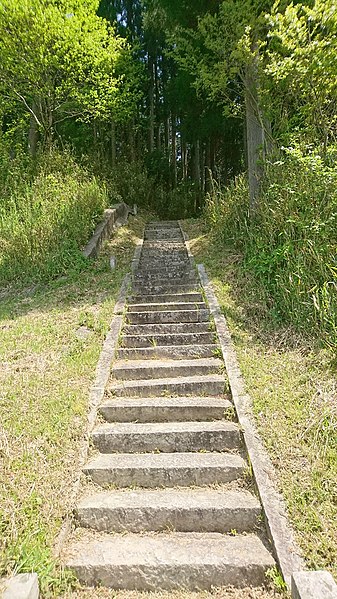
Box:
(171, 114), (177, 187)
(128, 117), (135, 162)
(28, 101), (39, 158)
(148, 54), (155, 153)
(193, 139), (201, 187)
(111, 119), (116, 167)
(182, 139), (188, 181)
(244, 57), (264, 211)
(205, 138), (211, 192)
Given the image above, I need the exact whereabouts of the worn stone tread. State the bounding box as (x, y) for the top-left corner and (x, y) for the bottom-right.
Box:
(128, 302), (207, 313)
(112, 358), (223, 380)
(121, 332), (215, 348)
(66, 531), (274, 590)
(129, 292), (203, 304)
(123, 322), (211, 335)
(83, 451), (246, 487)
(117, 344), (220, 360)
(99, 396), (232, 422)
(110, 373), (226, 397)
(76, 488), (261, 533)
(91, 420), (241, 453)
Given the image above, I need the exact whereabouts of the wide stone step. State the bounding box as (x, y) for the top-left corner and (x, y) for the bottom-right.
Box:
(91, 421), (240, 453)
(117, 344), (219, 360)
(99, 396), (232, 423)
(66, 531), (274, 590)
(121, 332), (215, 348)
(110, 374), (226, 398)
(139, 259), (190, 268)
(128, 302), (206, 313)
(132, 283), (200, 295)
(133, 273), (198, 284)
(75, 488), (261, 533)
(123, 322), (211, 335)
(129, 292), (204, 304)
(83, 452), (247, 487)
(112, 358), (222, 381)
(144, 232), (182, 241)
(126, 309), (209, 325)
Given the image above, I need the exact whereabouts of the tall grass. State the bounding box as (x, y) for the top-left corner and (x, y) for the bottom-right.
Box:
(205, 147), (337, 349)
(0, 148), (108, 284)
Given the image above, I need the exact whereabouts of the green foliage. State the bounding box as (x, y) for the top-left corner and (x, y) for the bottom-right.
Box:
(261, 0), (337, 145)
(205, 147), (337, 349)
(0, 147), (108, 284)
(0, 0), (132, 139)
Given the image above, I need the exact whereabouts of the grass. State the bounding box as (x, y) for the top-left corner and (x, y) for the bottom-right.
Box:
(182, 217), (337, 580)
(0, 212), (150, 597)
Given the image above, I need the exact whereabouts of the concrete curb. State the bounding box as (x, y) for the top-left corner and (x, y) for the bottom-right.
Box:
(197, 263), (305, 586)
(53, 272), (130, 558)
(0, 573), (39, 599)
(291, 570), (337, 598)
(82, 202), (136, 259)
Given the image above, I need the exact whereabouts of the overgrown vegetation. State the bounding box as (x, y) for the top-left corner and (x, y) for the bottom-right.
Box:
(205, 149), (337, 349)
(0, 148), (109, 284)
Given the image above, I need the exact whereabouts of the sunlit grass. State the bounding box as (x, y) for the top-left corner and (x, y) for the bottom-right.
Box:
(183, 217), (337, 580)
(0, 213), (149, 596)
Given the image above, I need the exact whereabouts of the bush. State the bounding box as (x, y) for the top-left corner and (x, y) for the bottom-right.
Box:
(205, 146), (337, 349)
(0, 147), (108, 284)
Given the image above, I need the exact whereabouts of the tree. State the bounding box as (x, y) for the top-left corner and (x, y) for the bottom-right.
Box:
(0, 0), (130, 153)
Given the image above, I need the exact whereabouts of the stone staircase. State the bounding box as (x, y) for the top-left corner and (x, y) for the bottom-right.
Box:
(65, 221), (275, 590)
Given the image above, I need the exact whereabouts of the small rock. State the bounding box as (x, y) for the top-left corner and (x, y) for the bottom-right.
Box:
(75, 326), (92, 341)
(110, 256), (116, 270)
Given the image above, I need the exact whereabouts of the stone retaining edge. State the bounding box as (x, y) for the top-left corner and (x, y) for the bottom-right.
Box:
(197, 263), (305, 586)
(197, 263), (337, 596)
(82, 202), (136, 259)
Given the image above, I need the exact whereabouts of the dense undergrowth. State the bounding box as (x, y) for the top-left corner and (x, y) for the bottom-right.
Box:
(0, 147), (109, 285)
(205, 147), (337, 351)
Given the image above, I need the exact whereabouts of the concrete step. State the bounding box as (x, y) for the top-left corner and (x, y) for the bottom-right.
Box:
(75, 488), (261, 533)
(99, 396), (232, 423)
(91, 421), (241, 453)
(123, 323), (211, 335)
(133, 273), (198, 284)
(144, 232), (182, 241)
(66, 531), (274, 590)
(129, 292), (203, 304)
(121, 332), (215, 348)
(139, 258), (190, 268)
(117, 344), (220, 360)
(112, 358), (223, 381)
(83, 451), (247, 487)
(132, 283), (200, 295)
(126, 309), (209, 325)
(110, 374), (226, 398)
(127, 302), (206, 313)
(135, 266), (193, 276)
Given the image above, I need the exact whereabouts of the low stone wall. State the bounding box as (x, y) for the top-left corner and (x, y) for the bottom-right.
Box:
(82, 202), (136, 259)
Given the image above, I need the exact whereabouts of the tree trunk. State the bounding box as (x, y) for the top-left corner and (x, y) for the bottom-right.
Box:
(171, 114), (177, 187)
(111, 119), (116, 167)
(244, 57), (264, 211)
(193, 139), (201, 187)
(28, 101), (39, 158)
(148, 54), (155, 153)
